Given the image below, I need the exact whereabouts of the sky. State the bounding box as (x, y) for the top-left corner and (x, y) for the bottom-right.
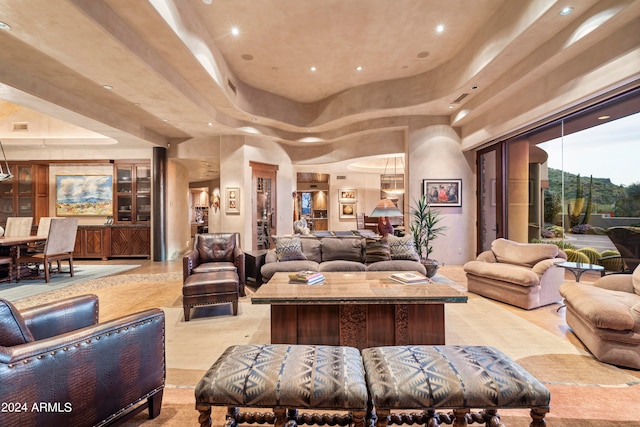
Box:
(538, 111), (639, 187)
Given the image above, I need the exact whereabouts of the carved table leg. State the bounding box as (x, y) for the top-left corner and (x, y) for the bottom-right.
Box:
(425, 409), (440, 427)
(452, 408), (470, 426)
(482, 409), (504, 427)
(225, 407), (239, 427)
(274, 407), (288, 427)
(352, 409), (367, 427)
(529, 407), (549, 427)
(196, 404), (212, 427)
(375, 409), (390, 427)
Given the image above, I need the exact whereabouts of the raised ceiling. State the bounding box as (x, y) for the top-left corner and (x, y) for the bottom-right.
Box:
(0, 0), (638, 180)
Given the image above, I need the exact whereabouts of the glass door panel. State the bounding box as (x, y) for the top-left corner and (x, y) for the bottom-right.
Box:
(116, 165), (133, 223)
(136, 165), (151, 223)
(477, 146), (503, 253)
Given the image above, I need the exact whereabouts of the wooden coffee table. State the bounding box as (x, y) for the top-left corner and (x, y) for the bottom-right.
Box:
(251, 271), (467, 349)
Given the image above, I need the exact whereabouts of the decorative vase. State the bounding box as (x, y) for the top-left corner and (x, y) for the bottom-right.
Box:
(421, 259), (439, 278)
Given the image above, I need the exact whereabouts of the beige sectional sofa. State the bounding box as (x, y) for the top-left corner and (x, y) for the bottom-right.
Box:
(560, 266), (640, 369)
(463, 238), (567, 309)
(260, 235), (426, 282)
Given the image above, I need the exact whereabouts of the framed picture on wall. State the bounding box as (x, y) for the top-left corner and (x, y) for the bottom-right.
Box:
(55, 175), (113, 216)
(226, 187), (240, 214)
(339, 202), (357, 219)
(422, 179), (462, 207)
(339, 189), (357, 201)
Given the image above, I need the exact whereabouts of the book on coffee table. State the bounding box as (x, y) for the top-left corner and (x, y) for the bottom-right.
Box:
(389, 272), (431, 284)
(289, 271), (325, 285)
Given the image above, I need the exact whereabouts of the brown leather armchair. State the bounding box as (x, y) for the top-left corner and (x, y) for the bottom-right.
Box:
(183, 232), (246, 297)
(0, 295), (165, 426)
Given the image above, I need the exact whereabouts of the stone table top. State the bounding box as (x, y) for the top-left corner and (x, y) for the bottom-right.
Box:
(251, 271), (468, 305)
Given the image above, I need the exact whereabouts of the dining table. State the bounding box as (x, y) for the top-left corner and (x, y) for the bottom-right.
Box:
(0, 235), (48, 281)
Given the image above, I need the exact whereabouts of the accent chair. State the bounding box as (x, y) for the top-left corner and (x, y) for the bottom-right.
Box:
(0, 294), (165, 425)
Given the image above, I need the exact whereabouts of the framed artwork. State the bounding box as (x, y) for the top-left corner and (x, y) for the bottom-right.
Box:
(56, 175), (113, 216)
(423, 179), (462, 207)
(339, 189), (357, 201)
(339, 202), (357, 219)
(226, 187), (240, 214)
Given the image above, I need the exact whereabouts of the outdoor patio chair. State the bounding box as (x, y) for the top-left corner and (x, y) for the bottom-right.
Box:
(605, 226), (640, 273)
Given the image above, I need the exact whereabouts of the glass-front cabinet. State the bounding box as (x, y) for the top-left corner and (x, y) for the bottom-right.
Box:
(0, 163), (48, 227)
(114, 161), (151, 224)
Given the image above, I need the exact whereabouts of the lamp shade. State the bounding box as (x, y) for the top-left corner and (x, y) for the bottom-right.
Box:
(368, 199), (403, 217)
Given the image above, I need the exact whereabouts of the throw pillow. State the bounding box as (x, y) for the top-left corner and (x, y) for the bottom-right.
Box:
(388, 235), (420, 261)
(273, 235), (308, 261)
(0, 299), (35, 347)
(365, 237), (391, 263)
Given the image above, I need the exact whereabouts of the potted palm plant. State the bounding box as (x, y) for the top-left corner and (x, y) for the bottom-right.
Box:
(410, 195), (447, 277)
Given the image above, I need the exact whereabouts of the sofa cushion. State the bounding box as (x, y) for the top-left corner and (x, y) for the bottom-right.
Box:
(321, 237), (364, 262)
(365, 237), (391, 263)
(367, 260), (427, 276)
(560, 282), (639, 331)
(388, 235), (420, 261)
(464, 260), (541, 287)
(193, 261), (237, 274)
(491, 238), (558, 268)
(300, 237), (323, 263)
(273, 235), (308, 261)
(196, 233), (235, 262)
(319, 260), (367, 273)
(261, 260), (320, 281)
(0, 299), (35, 347)
(633, 265), (640, 296)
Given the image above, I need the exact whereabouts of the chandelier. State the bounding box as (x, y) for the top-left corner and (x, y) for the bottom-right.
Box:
(381, 156), (405, 196)
(0, 140), (12, 182)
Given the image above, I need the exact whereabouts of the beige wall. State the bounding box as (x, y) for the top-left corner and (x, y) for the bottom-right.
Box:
(167, 160), (191, 259)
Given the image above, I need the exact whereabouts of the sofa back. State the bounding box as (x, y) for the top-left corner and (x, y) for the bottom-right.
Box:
(266, 236), (366, 264)
(491, 238), (559, 268)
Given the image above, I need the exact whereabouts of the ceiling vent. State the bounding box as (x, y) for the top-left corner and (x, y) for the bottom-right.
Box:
(12, 122), (28, 131)
(452, 93), (468, 103)
(336, 175), (347, 180)
(227, 79), (237, 95)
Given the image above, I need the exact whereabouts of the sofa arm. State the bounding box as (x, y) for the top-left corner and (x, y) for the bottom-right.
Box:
(476, 250), (496, 263)
(593, 274), (635, 293)
(21, 294), (99, 340)
(531, 258), (563, 276)
(183, 249), (201, 280)
(0, 309), (165, 426)
(233, 246), (246, 284)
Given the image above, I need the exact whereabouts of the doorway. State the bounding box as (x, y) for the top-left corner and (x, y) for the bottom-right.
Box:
(251, 162), (278, 250)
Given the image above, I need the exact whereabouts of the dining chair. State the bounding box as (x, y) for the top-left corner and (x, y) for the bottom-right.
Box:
(17, 218), (79, 283)
(4, 217), (33, 237)
(26, 217), (55, 254)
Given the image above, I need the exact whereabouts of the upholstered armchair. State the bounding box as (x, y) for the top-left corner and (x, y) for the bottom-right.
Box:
(0, 294), (165, 426)
(183, 233), (246, 296)
(463, 238), (567, 309)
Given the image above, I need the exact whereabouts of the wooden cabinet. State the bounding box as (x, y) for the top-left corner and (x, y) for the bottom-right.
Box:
(114, 161), (151, 224)
(74, 226), (111, 260)
(0, 163), (48, 227)
(110, 226), (150, 258)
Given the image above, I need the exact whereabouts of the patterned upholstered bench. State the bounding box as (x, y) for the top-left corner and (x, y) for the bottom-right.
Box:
(195, 344), (369, 427)
(362, 345), (550, 427)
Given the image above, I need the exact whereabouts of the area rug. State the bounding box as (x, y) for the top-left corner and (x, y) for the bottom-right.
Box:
(0, 264), (140, 302)
(13, 270), (640, 426)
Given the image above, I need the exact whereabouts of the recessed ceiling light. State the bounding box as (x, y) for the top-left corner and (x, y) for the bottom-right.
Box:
(471, 85), (479, 90)
(252, 117), (258, 121)
(162, 118), (169, 122)
(560, 6), (573, 16)
(241, 54), (253, 61)
(231, 26), (239, 36)
(0, 22), (10, 30)
(272, 67), (279, 71)
(202, 0), (212, 4)
(103, 84), (113, 90)
(448, 105), (455, 109)
(417, 51), (429, 59)
(436, 24), (445, 33)
(310, 66), (317, 72)
(207, 122), (213, 126)
(355, 66), (363, 71)
(598, 115), (610, 120)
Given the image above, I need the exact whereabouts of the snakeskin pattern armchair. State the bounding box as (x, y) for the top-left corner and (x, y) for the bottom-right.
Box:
(0, 295), (165, 426)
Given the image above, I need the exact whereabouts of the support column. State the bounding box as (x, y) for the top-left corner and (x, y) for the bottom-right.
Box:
(153, 147), (167, 261)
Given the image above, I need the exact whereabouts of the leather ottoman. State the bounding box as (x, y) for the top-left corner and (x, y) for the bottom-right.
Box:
(183, 270), (239, 321)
